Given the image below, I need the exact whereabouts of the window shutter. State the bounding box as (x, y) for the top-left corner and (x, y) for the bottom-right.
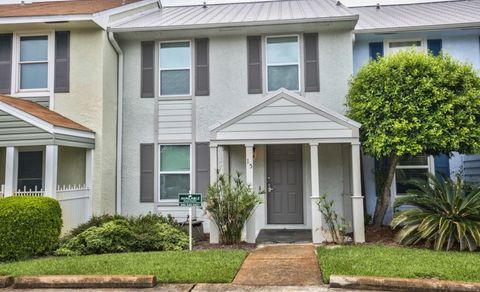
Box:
(195, 143), (210, 195)
(141, 41), (155, 98)
(247, 36), (262, 94)
(304, 33), (319, 92)
(0, 34), (13, 94)
(369, 42), (384, 60)
(54, 31), (70, 93)
(195, 38), (209, 96)
(434, 154), (450, 179)
(427, 39), (442, 56)
(140, 143), (155, 202)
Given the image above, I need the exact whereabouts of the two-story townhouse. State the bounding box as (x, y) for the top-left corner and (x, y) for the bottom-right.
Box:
(0, 0), (159, 230)
(111, 0), (367, 244)
(351, 0), (480, 224)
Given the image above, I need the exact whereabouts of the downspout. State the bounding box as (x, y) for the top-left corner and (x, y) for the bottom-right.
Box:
(108, 31), (123, 215)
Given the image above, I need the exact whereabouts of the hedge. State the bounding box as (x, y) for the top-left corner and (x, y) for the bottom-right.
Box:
(0, 196), (62, 261)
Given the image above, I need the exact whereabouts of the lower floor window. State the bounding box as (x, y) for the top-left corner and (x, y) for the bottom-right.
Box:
(395, 155), (432, 195)
(159, 144), (191, 200)
(17, 151), (43, 190)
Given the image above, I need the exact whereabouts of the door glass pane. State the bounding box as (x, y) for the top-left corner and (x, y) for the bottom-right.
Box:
(267, 36), (299, 64)
(17, 151), (43, 190)
(20, 36), (48, 61)
(268, 65), (299, 91)
(160, 174), (190, 199)
(20, 63), (48, 89)
(160, 69), (190, 95)
(395, 168), (429, 195)
(160, 145), (190, 171)
(160, 42), (190, 69)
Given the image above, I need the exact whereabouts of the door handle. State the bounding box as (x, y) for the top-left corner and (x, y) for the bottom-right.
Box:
(267, 182), (274, 192)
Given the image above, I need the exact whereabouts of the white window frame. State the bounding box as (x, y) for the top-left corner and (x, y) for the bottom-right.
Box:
(12, 32), (54, 95)
(158, 40), (192, 98)
(391, 155), (435, 197)
(265, 34), (301, 93)
(384, 38), (426, 56)
(158, 144), (192, 202)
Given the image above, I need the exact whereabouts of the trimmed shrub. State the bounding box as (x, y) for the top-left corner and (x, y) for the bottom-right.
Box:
(0, 196), (62, 261)
(56, 215), (188, 256)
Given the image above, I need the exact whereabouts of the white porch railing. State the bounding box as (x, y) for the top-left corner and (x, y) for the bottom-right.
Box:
(14, 186), (45, 197)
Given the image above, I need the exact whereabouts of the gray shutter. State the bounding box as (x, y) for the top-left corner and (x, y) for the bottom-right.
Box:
(369, 42), (384, 60)
(195, 143), (210, 195)
(427, 39), (442, 56)
(195, 38), (209, 96)
(0, 34), (13, 94)
(304, 33), (319, 92)
(54, 31), (70, 93)
(247, 36), (262, 94)
(140, 143), (155, 202)
(141, 41), (155, 98)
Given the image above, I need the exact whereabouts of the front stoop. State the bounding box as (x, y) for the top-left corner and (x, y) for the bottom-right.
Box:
(13, 275), (156, 289)
(330, 275), (480, 291)
(233, 244), (322, 286)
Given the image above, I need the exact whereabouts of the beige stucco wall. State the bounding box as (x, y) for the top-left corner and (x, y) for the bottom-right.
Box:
(57, 146), (86, 186)
(55, 28), (118, 215)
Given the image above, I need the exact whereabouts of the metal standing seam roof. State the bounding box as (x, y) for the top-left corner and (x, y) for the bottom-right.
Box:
(353, 0), (480, 33)
(111, 0), (358, 31)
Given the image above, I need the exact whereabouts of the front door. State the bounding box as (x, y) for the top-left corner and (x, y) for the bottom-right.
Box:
(267, 144), (304, 224)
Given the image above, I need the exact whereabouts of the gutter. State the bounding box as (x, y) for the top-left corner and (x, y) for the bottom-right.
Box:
(107, 31), (124, 215)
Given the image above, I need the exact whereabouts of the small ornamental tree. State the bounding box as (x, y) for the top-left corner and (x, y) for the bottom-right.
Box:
(347, 49), (480, 226)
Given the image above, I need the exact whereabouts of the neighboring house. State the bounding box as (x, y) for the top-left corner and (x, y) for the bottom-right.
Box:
(351, 0), (480, 223)
(0, 0), (158, 230)
(111, 0), (367, 243)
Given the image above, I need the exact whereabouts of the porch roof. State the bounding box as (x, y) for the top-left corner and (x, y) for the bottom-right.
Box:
(210, 89), (361, 145)
(0, 95), (94, 148)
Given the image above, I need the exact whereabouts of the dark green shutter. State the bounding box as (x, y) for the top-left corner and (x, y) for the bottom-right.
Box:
(369, 42), (384, 60)
(304, 33), (319, 92)
(195, 143), (210, 195)
(247, 36), (262, 94)
(195, 38), (209, 96)
(434, 154), (450, 179)
(427, 39), (442, 56)
(0, 34), (13, 94)
(141, 41), (155, 98)
(140, 143), (155, 202)
(54, 31), (70, 93)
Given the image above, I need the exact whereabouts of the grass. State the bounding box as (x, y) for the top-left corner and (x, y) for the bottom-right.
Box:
(317, 245), (480, 283)
(0, 250), (248, 283)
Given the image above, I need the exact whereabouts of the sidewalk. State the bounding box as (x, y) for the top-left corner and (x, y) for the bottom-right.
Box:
(233, 244), (322, 286)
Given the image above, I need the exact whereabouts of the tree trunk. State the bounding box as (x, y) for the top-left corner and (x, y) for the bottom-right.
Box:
(372, 153), (399, 227)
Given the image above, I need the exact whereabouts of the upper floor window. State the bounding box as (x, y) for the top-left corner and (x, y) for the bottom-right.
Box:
(266, 36), (300, 92)
(18, 35), (49, 91)
(159, 41), (191, 96)
(387, 40), (423, 55)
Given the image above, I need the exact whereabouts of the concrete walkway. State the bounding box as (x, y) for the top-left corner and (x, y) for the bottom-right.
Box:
(233, 244), (322, 286)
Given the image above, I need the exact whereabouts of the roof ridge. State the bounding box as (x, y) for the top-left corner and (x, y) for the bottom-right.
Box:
(162, 0), (318, 9)
(352, 0), (473, 9)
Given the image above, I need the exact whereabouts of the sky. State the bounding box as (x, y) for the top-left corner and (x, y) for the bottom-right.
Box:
(0, 0), (456, 7)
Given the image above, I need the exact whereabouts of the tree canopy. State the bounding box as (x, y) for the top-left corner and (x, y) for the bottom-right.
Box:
(347, 50), (480, 159)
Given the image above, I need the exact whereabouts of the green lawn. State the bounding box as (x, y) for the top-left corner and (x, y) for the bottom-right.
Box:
(317, 245), (480, 283)
(0, 250), (248, 283)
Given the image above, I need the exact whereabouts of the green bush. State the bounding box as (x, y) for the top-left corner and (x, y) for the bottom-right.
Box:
(206, 172), (262, 245)
(0, 196), (62, 261)
(391, 175), (480, 251)
(56, 215), (188, 256)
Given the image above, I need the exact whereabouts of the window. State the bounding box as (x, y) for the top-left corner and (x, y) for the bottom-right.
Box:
(18, 35), (49, 90)
(395, 155), (433, 195)
(17, 151), (43, 191)
(159, 41), (191, 96)
(159, 145), (191, 200)
(387, 40), (423, 55)
(266, 36), (300, 92)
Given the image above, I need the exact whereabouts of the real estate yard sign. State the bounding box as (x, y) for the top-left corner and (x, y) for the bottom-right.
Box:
(178, 193), (202, 250)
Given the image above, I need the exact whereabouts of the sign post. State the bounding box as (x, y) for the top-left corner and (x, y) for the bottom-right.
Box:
(178, 193), (202, 251)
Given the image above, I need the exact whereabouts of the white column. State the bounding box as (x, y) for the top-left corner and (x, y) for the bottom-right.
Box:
(218, 146), (229, 177)
(4, 146), (18, 196)
(351, 142), (365, 243)
(310, 143), (324, 243)
(85, 149), (94, 218)
(44, 145), (58, 198)
(245, 144), (256, 243)
(209, 145), (219, 244)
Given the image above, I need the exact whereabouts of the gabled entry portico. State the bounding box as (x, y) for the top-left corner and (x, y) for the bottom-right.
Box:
(208, 89), (365, 244)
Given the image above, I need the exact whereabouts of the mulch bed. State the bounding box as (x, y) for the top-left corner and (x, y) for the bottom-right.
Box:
(194, 235), (256, 251)
(365, 226), (397, 245)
